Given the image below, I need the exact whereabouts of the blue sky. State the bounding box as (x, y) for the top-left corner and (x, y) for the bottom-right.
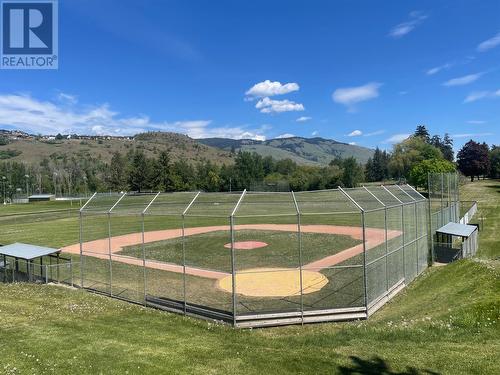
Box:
(1, 0), (499, 151)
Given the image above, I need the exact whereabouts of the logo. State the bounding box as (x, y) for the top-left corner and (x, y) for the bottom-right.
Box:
(1, 0), (58, 69)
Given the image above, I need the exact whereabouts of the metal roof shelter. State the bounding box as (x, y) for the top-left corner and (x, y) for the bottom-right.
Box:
(0, 243), (72, 285)
(0, 243), (60, 260)
(436, 222), (477, 238)
(434, 222), (479, 263)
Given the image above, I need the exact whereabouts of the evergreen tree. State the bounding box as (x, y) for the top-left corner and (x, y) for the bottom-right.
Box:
(108, 152), (127, 191)
(152, 151), (173, 192)
(414, 124), (430, 143)
(371, 147), (389, 181)
(128, 150), (151, 192)
(365, 157), (375, 182)
(442, 133), (454, 162)
(341, 157), (364, 187)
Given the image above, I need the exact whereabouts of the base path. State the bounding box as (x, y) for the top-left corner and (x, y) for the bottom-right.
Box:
(62, 224), (401, 281)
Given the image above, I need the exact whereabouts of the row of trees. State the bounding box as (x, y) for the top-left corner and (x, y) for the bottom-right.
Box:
(0, 125), (498, 198)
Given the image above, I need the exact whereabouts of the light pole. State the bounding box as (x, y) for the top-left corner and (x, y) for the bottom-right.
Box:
(25, 174), (30, 198)
(53, 172), (58, 197)
(1, 176), (6, 205)
(83, 175), (88, 197)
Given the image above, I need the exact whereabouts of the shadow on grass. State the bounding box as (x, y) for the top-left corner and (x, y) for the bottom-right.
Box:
(338, 356), (440, 375)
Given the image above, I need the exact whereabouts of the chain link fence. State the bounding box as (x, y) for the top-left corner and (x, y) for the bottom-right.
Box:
(76, 185), (428, 327)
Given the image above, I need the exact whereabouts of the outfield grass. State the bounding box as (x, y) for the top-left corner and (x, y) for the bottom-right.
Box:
(0, 181), (498, 374)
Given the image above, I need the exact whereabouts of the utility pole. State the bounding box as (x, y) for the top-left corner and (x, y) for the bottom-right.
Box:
(1, 176), (6, 205)
(53, 172), (58, 197)
(25, 174), (29, 198)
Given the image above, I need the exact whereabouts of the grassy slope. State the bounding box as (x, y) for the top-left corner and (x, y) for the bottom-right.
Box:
(0, 180), (498, 374)
(1, 132), (233, 165)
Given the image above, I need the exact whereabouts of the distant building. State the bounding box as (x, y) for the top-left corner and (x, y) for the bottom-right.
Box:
(28, 194), (55, 202)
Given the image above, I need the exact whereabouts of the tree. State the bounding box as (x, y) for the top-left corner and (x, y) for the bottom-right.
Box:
(128, 150), (151, 192)
(457, 140), (490, 181)
(233, 151), (264, 189)
(341, 157), (364, 187)
(489, 146), (500, 179)
(152, 151), (173, 191)
(414, 125), (430, 143)
(367, 147), (389, 182)
(430, 134), (454, 162)
(409, 159), (456, 188)
(442, 134), (454, 162)
(389, 137), (443, 180)
(108, 152), (128, 191)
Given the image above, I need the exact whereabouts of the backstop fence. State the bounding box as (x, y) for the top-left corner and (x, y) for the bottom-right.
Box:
(77, 184), (428, 327)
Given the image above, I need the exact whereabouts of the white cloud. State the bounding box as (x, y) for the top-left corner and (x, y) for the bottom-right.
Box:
(245, 80), (299, 98)
(276, 133), (295, 139)
(477, 32), (500, 52)
(467, 120), (486, 124)
(332, 82), (382, 110)
(57, 92), (78, 104)
(255, 97), (304, 114)
(348, 142), (357, 145)
(0, 93), (268, 140)
(348, 130), (362, 137)
(464, 89), (500, 103)
(296, 116), (312, 122)
(364, 130), (385, 137)
(385, 133), (410, 144)
(388, 11), (428, 39)
(443, 73), (483, 87)
(426, 63), (452, 75)
(311, 130), (319, 136)
(452, 132), (494, 138)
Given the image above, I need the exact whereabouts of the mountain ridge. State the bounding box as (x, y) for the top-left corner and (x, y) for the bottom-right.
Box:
(0, 129), (374, 166)
(198, 136), (374, 165)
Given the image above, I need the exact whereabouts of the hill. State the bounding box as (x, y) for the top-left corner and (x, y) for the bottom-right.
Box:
(1, 131), (373, 167)
(0, 131), (233, 165)
(199, 136), (374, 165)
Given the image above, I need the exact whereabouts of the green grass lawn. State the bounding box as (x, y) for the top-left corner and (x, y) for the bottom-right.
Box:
(0, 180), (498, 374)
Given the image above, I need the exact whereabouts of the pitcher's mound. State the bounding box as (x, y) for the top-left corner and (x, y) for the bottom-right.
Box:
(217, 267), (328, 297)
(223, 241), (268, 250)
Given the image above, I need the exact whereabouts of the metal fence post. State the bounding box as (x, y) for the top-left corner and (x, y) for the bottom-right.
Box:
(79, 192), (97, 289)
(427, 174), (434, 264)
(381, 186), (405, 282)
(440, 173), (445, 226)
(79, 210), (84, 288)
(107, 212), (113, 296)
(108, 192), (126, 297)
(141, 213), (147, 306)
(363, 186), (388, 292)
(141, 192), (160, 307)
(338, 187), (368, 310)
(291, 191), (304, 325)
(230, 190), (246, 327)
(182, 192), (201, 315)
